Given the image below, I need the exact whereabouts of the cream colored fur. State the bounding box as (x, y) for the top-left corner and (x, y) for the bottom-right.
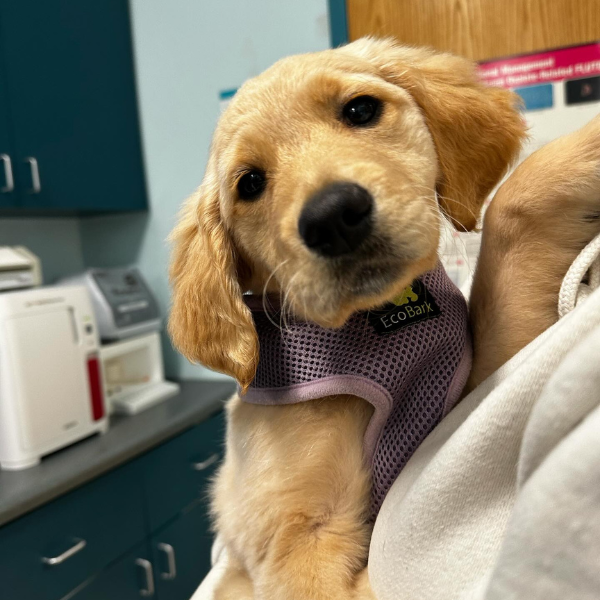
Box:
(169, 35), (600, 599)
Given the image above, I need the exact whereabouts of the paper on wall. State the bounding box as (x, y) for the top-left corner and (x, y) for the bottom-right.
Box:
(442, 42), (600, 291)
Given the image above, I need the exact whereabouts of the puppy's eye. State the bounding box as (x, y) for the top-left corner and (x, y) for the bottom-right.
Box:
(237, 170), (266, 201)
(342, 95), (381, 127)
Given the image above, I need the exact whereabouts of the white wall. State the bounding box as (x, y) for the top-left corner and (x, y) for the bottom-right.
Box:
(82, 0), (331, 379)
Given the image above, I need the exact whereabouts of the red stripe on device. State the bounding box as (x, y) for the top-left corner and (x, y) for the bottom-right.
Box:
(87, 356), (105, 421)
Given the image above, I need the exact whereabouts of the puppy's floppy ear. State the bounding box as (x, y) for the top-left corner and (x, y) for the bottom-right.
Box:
(346, 38), (526, 231)
(169, 158), (258, 391)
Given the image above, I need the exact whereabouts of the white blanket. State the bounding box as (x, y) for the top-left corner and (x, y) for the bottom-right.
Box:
(193, 279), (600, 600)
(370, 285), (600, 600)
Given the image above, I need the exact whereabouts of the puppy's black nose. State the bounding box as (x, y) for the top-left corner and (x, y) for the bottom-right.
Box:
(298, 182), (373, 257)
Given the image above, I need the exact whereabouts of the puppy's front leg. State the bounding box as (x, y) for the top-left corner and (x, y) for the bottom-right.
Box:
(469, 114), (600, 389)
(214, 557), (254, 600)
(213, 395), (375, 600)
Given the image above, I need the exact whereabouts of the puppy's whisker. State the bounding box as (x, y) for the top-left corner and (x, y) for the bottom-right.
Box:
(262, 258), (289, 298)
(437, 194), (479, 227)
(261, 259), (290, 332)
(430, 201), (481, 281)
(284, 274), (302, 328)
(436, 205), (479, 279)
(410, 184), (479, 228)
(269, 271), (303, 352)
(437, 202), (469, 234)
(393, 201), (439, 248)
(280, 275), (293, 324)
(281, 272), (302, 336)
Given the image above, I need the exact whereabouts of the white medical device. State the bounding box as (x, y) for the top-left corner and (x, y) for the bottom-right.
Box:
(62, 267), (179, 415)
(0, 246), (42, 292)
(0, 286), (107, 470)
(62, 267), (161, 342)
(99, 332), (179, 415)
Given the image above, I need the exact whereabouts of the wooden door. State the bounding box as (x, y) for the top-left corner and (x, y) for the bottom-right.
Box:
(347, 0), (600, 61)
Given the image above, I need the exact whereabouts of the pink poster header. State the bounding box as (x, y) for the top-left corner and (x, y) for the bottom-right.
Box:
(478, 43), (600, 89)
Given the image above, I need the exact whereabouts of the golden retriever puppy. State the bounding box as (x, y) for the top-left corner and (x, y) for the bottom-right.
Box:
(169, 36), (600, 599)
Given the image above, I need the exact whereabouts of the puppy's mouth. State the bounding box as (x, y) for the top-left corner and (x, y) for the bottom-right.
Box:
(332, 235), (409, 297)
(281, 234), (419, 328)
(341, 261), (403, 297)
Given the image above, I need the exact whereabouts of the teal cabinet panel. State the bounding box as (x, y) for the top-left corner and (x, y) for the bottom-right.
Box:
(72, 542), (154, 600)
(142, 411), (225, 532)
(0, 410), (226, 600)
(0, 21), (17, 209)
(151, 503), (215, 600)
(0, 0), (147, 214)
(0, 463), (146, 600)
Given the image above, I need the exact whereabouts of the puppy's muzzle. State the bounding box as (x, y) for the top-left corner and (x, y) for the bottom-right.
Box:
(298, 182), (373, 257)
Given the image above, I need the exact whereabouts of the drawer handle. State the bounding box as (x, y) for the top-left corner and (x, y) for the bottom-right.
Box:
(192, 453), (219, 471)
(41, 538), (86, 566)
(157, 542), (177, 580)
(135, 558), (155, 596)
(25, 157), (41, 194)
(0, 154), (14, 193)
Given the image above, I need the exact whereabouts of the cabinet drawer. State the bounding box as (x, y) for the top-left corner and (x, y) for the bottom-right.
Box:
(0, 462), (145, 600)
(71, 541), (152, 600)
(142, 410), (225, 532)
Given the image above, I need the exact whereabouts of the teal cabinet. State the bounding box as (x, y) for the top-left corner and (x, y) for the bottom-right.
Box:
(72, 543), (153, 600)
(151, 503), (215, 600)
(0, 0), (147, 215)
(0, 462), (145, 600)
(142, 411), (225, 532)
(0, 410), (225, 600)
(0, 22), (17, 209)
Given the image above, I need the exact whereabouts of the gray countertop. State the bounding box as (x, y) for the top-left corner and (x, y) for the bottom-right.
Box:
(0, 380), (236, 528)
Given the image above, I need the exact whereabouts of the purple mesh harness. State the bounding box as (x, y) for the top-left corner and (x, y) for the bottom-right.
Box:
(242, 263), (472, 518)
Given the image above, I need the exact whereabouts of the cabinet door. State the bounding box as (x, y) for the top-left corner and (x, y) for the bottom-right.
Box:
(142, 411), (225, 532)
(0, 16), (17, 209)
(0, 0), (147, 213)
(72, 542), (155, 600)
(151, 504), (215, 600)
(0, 462), (146, 600)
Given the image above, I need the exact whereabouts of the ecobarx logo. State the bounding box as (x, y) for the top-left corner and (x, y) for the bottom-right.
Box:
(368, 279), (441, 335)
